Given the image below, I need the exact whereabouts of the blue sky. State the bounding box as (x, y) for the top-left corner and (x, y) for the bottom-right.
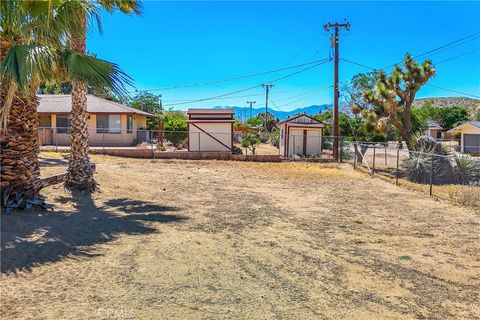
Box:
(87, 1), (480, 111)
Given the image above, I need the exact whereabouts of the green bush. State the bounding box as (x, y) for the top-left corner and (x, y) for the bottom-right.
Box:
(241, 132), (261, 154)
(270, 128), (280, 148)
(160, 111), (188, 147)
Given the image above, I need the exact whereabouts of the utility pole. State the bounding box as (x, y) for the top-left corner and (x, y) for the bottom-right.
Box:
(324, 21), (350, 161)
(261, 84), (274, 132)
(246, 101), (256, 121)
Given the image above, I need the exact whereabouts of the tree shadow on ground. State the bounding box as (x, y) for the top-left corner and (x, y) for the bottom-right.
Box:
(1, 194), (186, 274)
(39, 157), (68, 168)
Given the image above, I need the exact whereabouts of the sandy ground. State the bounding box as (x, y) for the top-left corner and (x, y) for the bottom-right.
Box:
(1, 156), (480, 320)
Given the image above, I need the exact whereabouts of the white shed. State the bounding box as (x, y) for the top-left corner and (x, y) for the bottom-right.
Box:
(187, 109), (234, 152)
(278, 114), (325, 158)
(447, 121), (480, 154)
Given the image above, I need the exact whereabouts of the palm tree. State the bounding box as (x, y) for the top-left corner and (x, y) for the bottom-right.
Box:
(66, 0), (140, 191)
(0, 0), (131, 212)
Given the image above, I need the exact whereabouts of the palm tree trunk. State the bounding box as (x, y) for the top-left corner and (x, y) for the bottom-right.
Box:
(65, 11), (96, 191)
(0, 87), (42, 202)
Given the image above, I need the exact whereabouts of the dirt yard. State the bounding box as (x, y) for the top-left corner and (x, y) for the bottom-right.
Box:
(1, 156), (479, 319)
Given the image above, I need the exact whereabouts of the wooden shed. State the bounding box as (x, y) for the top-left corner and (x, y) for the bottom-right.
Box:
(187, 109), (234, 152)
(278, 114), (325, 158)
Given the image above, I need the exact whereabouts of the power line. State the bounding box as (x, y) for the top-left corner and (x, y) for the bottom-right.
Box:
(423, 84), (480, 99)
(435, 48), (480, 65)
(381, 32), (480, 70)
(280, 86), (330, 107)
(268, 98), (285, 112)
(163, 59), (331, 107)
(139, 58), (330, 92)
(340, 58), (480, 99)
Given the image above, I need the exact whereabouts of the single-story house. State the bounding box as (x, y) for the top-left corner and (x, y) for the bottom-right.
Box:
(38, 94), (155, 147)
(447, 121), (480, 154)
(426, 119), (443, 139)
(278, 114), (325, 158)
(187, 109), (234, 152)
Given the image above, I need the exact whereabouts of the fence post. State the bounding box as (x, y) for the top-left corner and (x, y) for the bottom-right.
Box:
(339, 137), (343, 163)
(372, 146), (376, 175)
(395, 148), (400, 185)
(55, 128), (58, 152)
(102, 132), (105, 155)
(151, 134), (155, 159)
(353, 143), (357, 170)
(429, 155), (434, 196)
(384, 145), (387, 166)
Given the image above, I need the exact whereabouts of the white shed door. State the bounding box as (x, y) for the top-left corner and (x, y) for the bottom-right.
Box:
(306, 130), (322, 156)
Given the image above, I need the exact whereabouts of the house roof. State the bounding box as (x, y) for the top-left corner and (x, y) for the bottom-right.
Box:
(187, 108), (234, 114)
(278, 113), (323, 125)
(447, 121), (480, 133)
(426, 119), (442, 129)
(37, 94), (155, 117)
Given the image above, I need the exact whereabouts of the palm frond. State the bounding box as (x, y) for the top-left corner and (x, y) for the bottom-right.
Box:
(63, 50), (133, 98)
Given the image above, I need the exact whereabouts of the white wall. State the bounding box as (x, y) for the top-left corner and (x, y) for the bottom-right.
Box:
(189, 122), (232, 152)
(286, 127), (323, 157)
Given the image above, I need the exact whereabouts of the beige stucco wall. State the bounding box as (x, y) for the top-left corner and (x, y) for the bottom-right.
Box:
(43, 113), (149, 147)
(189, 122), (232, 152)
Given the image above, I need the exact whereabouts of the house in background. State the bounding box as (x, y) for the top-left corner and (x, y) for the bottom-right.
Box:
(38, 94), (154, 147)
(187, 109), (234, 152)
(447, 121), (480, 155)
(278, 114), (325, 158)
(426, 119), (443, 139)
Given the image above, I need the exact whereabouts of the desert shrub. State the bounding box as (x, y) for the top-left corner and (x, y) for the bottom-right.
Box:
(449, 182), (480, 209)
(259, 131), (270, 143)
(402, 135), (451, 183)
(341, 145), (353, 160)
(270, 128), (280, 148)
(241, 132), (261, 154)
(451, 155), (480, 184)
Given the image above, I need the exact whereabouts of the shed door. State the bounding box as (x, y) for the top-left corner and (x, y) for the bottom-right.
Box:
(306, 130), (322, 156)
(289, 128), (304, 156)
(464, 134), (480, 153)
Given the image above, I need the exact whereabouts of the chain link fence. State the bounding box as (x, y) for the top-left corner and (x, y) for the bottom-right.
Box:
(345, 142), (480, 207)
(39, 127), (344, 160)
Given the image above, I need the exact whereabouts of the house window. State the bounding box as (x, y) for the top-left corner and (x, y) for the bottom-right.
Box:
(127, 115), (133, 133)
(96, 115), (109, 133)
(56, 115), (71, 133)
(109, 115), (121, 133)
(96, 114), (122, 134)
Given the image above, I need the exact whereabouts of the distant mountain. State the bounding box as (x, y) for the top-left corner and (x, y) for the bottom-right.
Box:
(214, 104), (332, 121)
(413, 97), (480, 119)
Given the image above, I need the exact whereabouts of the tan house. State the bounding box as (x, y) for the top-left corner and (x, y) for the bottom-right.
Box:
(38, 94), (154, 147)
(447, 121), (480, 154)
(278, 114), (325, 158)
(187, 109), (234, 152)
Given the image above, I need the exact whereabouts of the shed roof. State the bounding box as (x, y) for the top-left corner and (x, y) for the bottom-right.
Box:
(278, 113), (323, 125)
(426, 119), (442, 129)
(187, 108), (234, 114)
(447, 121), (480, 133)
(37, 94), (155, 117)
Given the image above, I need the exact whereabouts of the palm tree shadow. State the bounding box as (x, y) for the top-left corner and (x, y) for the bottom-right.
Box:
(1, 194), (186, 274)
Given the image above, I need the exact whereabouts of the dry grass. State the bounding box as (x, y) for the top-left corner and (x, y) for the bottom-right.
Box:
(2, 157), (480, 319)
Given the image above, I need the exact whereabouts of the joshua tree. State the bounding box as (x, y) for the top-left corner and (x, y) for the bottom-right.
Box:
(0, 0), (131, 212)
(66, 0), (140, 191)
(352, 54), (435, 150)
